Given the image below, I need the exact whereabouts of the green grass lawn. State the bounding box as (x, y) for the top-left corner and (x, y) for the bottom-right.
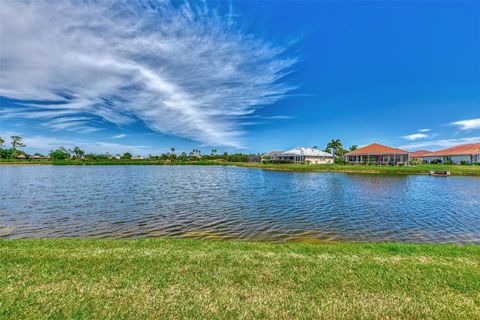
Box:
(1, 239), (479, 319)
(237, 163), (480, 176)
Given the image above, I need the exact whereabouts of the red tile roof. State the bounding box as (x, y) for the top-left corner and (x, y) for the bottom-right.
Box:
(410, 150), (432, 157)
(424, 143), (480, 156)
(346, 143), (409, 155)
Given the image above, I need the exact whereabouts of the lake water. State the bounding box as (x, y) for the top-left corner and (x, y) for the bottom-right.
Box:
(1, 165), (479, 244)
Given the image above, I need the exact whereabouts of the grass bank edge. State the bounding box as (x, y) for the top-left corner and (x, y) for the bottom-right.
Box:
(1, 238), (479, 256)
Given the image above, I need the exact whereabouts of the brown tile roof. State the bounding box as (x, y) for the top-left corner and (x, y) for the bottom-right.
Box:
(346, 143), (409, 155)
(410, 150), (432, 157)
(424, 143), (480, 156)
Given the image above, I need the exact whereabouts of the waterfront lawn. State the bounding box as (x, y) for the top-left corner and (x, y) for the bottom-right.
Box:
(0, 239), (479, 319)
(238, 162), (480, 176)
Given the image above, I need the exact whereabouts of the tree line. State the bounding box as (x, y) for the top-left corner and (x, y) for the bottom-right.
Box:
(0, 136), (28, 159)
(0, 135), (252, 162)
(0, 135), (357, 163)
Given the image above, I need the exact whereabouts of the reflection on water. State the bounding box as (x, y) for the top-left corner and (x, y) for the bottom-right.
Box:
(1, 165), (479, 244)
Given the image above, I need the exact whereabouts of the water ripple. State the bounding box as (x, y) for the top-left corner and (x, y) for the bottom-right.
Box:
(0, 165), (479, 244)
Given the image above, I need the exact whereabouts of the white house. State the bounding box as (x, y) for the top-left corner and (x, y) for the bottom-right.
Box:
(269, 147), (334, 164)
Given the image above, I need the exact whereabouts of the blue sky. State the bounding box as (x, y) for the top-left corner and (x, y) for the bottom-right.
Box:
(0, 0), (479, 155)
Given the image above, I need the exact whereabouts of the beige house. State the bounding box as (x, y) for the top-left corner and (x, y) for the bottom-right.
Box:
(421, 143), (480, 164)
(269, 147), (334, 164)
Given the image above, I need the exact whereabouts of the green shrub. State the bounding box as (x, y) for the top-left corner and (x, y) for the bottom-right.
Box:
(264, 159), (293, 164)
(49, 147), (71, 160)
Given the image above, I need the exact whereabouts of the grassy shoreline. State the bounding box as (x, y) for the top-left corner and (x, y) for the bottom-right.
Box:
(236, 162), (480, 176)
(1, 159), (480, 176)
(0, 239), (479, 319)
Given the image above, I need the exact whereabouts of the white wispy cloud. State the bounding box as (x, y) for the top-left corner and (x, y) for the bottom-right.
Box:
(0, 131), (158, 155)
(418, 129), (431, 132)
(401, 133), (429, 141)
(0, 0), (296, 148)
(111, 134), (128, 139)
(398, 137), (480, 150)
(450, 118), (480, 131)
(263, 116), (295, 120)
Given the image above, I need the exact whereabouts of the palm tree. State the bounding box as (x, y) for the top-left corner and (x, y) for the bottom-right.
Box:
(11, 136), (25, 150)
(170, 147), (175, 155)
(327, 139), (342, 156)
(71, 146), (85, 159)
(349, 145), (358, 152)
(211, 148), (217, 156)
(0, 136), (5, 149)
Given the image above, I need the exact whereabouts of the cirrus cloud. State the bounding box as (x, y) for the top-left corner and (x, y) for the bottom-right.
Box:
(398, 137), (480, 150)
(450, 118), (480, 131)
(0, 0), (297, 148)
(401, 133), (429, 141)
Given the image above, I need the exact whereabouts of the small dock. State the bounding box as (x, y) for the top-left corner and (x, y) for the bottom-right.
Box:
(429, 170), (451, 177)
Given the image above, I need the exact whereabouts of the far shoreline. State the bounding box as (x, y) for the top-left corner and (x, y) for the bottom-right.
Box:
(1, 160), (480, 176)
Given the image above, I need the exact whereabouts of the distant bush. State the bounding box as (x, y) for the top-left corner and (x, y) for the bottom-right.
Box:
(85, 153), (110, 160)
(263, 160), (293, 164)
(459, 160), (468, 165)
(0, 148), (15, 159)
(409, 158), (422, 165)
(49, 147), (71, 160)
(444, 159), (453, 165)
(431, 159), (442, 164)
(121, 152), (132, 160)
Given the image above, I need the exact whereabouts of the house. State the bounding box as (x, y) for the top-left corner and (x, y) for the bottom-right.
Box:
(16, 154), (27, 160)
(410, 150), (431, 161)
(421, 143), (480, 164)
(248, 155), (262, 163)
(269, 147), (334, 164)
(266, 151), (283, 158)
(345, 143), (410, 165)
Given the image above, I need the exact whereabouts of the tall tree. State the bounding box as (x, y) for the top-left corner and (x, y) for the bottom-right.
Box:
(170, 147), (175, 154)
(121, 152), (132, 160)
(349, 145), (358, 152)
(11, 136), (25, 150)
(0, 136), (5, 149)
(327, 139), (342, 156)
